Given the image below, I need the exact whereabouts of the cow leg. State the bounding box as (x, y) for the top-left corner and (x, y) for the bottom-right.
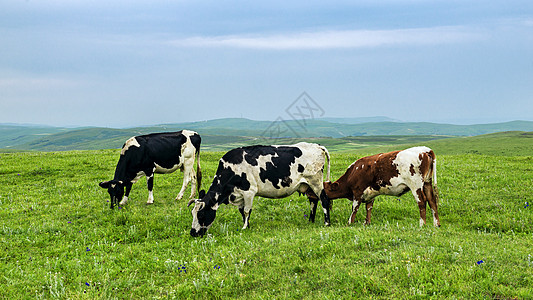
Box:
(305, 187), (319, 223)
(319, 190), (331, 226)
(119, 183), (133, 206)
(146, 174), (154, 205)
(177, 156), (195, 200)
(239, 207), (246, 224)
(364, 200), (374, 225)
(241, 192), (255, 230)
(240, 208), (253, 230)
(348, 199), (362, 225)
(424, 182), (441, 227)
(240, 207), (253, 230)
(305, 181), (331, 226)
(308, 198), (318, 223)
(413, 188), (427, 227)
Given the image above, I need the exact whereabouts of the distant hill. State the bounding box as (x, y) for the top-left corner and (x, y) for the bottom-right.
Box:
(2, 118), (533, 151)
(349, 131), (533, 156)
(318, 116), (401, 124)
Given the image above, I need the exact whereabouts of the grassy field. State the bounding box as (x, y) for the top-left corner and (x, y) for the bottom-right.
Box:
(1, 140), (532, 298)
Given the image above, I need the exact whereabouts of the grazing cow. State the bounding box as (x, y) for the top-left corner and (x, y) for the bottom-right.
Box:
(188, 142), (331, 237)
(323, 146), (440, 227)
(99, 130), (202, 209)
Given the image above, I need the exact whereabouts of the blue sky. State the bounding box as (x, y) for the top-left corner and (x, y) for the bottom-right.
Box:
(1, 0), (532, 127)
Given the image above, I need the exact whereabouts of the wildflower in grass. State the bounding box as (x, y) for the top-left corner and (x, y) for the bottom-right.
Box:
(179, 264), (187, 273)
(214, 264), (221, 270)
(477, 260), (484, 265)
(68, 222), (71, 224)
(525, 202), (529, 208)
(85, 282), (90, 287)
(86, 247), (90, 252)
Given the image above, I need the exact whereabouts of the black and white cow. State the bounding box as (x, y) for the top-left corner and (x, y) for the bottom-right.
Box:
(99, 130), (202, 209)
(188, 142), (331, 237)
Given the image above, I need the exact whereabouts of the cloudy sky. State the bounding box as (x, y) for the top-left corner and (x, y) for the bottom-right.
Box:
(1, 0), (532, 127)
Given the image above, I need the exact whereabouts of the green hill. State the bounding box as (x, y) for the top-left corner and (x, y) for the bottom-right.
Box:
(3, 119), (533, 152)
(350, 131), (533, 156)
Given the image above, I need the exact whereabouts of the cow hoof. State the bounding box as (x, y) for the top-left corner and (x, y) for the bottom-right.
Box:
(146, 202), (153, 205)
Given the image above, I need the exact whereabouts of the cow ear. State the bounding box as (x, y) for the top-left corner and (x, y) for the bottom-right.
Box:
(199, 189), (206, 198)
(99, 181), (111, 188)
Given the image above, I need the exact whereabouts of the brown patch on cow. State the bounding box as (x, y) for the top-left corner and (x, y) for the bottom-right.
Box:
(415, 188), (425, 203)
(344, 151), (401, 193)
(409, 164), (416, 176)
(418, 152), (431, 182)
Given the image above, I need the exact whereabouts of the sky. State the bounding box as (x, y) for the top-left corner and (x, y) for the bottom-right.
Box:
(1, 0), (533, 127)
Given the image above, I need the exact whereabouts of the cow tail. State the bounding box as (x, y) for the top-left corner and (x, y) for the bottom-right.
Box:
(195, 146), (202, 195)
(431, 153), (440, 205)
(320, 146), (331, 182)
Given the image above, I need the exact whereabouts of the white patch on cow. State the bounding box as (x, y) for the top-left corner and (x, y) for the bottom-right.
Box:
(419, 218), (425, 227)
(147, 190), (154, 204)
(119, 196), (128, 205)
(131, 171), (145, 183)
(191, 202), (202, 232)
(385, 147), (432, 197)
(181, 129), (196, 138)
(154, 163), (180, 174)
(121, 137), (141, 155)
(111, 184), (116, 188)
(431, 208), (439, 226)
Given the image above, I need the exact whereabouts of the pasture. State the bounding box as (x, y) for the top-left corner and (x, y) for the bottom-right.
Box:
(1, 142), (532, 298)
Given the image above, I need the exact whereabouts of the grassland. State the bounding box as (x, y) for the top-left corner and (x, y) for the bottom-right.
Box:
(1, 137), (532, 299)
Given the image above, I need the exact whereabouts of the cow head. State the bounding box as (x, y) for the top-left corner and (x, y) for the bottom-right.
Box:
(323, 181), (340, 193)
(188, 189), (218, 237)
(99, 180), (124, 209)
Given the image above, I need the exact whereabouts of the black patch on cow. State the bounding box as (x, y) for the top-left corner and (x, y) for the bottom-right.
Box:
(258, 146), (302, 188)
(221, 148), (245, 165)
(204, 161), (251, 206)
(189, 133), (202, 154)
(298, 164), (305, 173)
(114, 131), (188, 181)
(221, 145), (303, 189)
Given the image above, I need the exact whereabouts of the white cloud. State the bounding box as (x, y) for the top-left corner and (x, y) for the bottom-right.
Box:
(170, 26), (483, 50)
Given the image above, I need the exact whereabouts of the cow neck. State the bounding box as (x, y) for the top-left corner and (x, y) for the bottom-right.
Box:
(113, 155), (133, 182)
(328, 172), (353, 200)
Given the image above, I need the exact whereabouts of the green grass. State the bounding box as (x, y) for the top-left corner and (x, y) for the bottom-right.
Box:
(1, 144), (532, 298)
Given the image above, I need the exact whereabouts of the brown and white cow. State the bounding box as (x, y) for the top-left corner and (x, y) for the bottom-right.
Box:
(323, 146), (440, 227)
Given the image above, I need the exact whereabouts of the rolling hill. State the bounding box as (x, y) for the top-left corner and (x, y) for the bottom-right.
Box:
(2, 118), (533, 152)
